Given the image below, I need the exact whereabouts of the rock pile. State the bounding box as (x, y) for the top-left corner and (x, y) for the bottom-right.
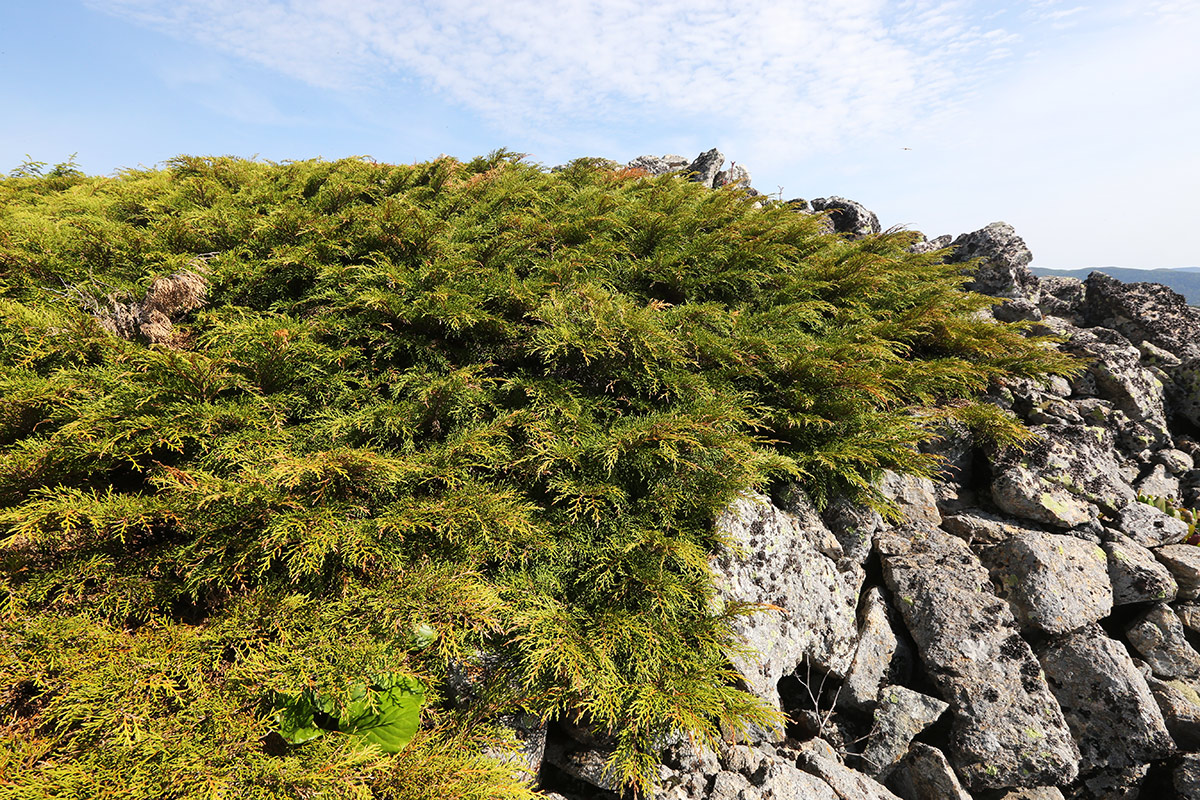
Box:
(512, 151), (1200, 799)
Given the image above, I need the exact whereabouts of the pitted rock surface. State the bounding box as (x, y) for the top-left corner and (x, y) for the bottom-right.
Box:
(683, 148), (725, 189)
(794, 747), (902, 800)
(839, 587), (905, 711)
(1114, 499), (1191, 548)
(1103, 534), (1178, 605)
(889, 743), (972, 800)
(1037, 623), (1174, 775)
(878, 527), (1080, 790)
(860, 685), (948, 778)
(941, 509), (1049, 547)
(1154, 544), (1200, 599)
(947, 222), (1039, 300)
(1126, 603), (1200, 679)
(810, 196), (881, 239)
(1082, 271), (1200, 360)
(980, 531), (1112, 634)
(989, 425), (1135, 526)
(1146, 674), (1200, 750)
(1062, 327), (1170, 443)
(711, 493), (858, 714)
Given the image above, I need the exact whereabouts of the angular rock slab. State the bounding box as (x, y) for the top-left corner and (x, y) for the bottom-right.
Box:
(1114, 500), (1191, 548)
(810, 196), (881, 239)
(1177, 753), (1200, 800)
(1146, 674), (1200, 750)
(839, 587), (903, 711)
(980, 531), (1112, 634)
(1126, 603), (1200, 679)
(1037, 624), (1174, 776)
(889, 743), (972, 800)
(1104, 534), (1178, 605)
(860, 686), (947, 779)
(712, 493), (859, 713)
(879, 527), (1079, 790)
(947, 221), (1039, 301)
(990, 425), (1136, 527)
(795, 746), (902, 800)
(1081, 271), (1200, 361)
(754, 760), (839, 800)
(1155, 544), (1200, 600)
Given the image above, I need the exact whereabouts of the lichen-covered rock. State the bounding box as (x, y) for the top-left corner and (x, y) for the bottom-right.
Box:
(990, 789), (1066, 800)
(1037, 624), (1174, 777)
(1174, 357), (1200, 428)
(810, 196), (882, 239)
(877, 471), (941, 527)
(753, 760), (839, 800)
(947, 222), (1038, 300)
(940, 509), (1048, 547)
(820, 496), (883, 566)
(1114, 500), (1191, 547)
(1145, 674), (1200, 749)
(1062, 327), (1170, 446)
(860, 686), (948, 779)
(908, 233), (953, 255)
(1103, 534), (1178, 605)
(711, 493), (859, 715)
(1137, 463), (1182, 501)
(684, 148), (724, 189)
(706, 770), (757, 800)
(625, 154), (689, 175)
(878, 527), (1080, 790)
(1081, 271), (1200, 361)
(1154, 544), (1200, 599)
(888, 743), (972, 800)
(1125, 603), (1200, 678)
(1038, 276), (1085, 323)
(989, 425), (1136, 527)
(839, 587), (905, 711)
(1082, 764), (1149, 800)
(795, 746), (902, 800)
(714, 163), (752, 190)
(980, 531), (1112, 634)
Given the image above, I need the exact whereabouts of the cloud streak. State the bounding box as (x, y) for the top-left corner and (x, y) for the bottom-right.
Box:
(88, 0), (1049, 154)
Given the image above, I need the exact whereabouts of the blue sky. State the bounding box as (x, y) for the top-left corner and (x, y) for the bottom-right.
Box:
(3, 0), (1198, 268)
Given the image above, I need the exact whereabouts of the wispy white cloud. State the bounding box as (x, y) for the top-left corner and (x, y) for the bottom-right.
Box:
(86, 0), (1052, 156)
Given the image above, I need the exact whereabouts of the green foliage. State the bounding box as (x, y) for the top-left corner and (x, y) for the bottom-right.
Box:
(0, 152), (1079, 797)
(275, 673), (426, 753)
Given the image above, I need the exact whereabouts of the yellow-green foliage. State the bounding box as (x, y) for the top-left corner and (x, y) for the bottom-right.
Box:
(0, 152), (1078, 796)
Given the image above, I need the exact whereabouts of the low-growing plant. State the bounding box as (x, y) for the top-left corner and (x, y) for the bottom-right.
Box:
(0, 152), (1079, 796)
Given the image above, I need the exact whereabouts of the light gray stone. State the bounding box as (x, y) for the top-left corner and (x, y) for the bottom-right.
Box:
(1158, 448), (1197, 475)
(840, 588), (902, 711)
(1115, 501), (1191, 547)
(991, 790), (1065, 800)
(1081, 764), (1148, 800)
(989, 425), (1136, 527)
(795, 747), (902, 800)
(888, 743), (972, 800)
(820, 497), (883, 566)
(1126, 603), (1200, 678)
(877, 470), (941, 527)
(1155, 544), (1200, 599)
(980, 531), (1112, 634)
(755, 760), (838, 800)
(712, 493), (859, 717)
(714, 163), (752, 190)
(1037, 624), (1174, 776)
(947, 222), (1038, 300)
(1176, 602), (1200, 634)
(879, 527), (1080, 790)
(684, 148), (724, 188)
(708, 770), (757, 800)
(1082, 271), (1200, 361)
(1103, 534), (1178, 605)
(860, 686), (948, 779)
(1137, 463), (1181, 500)
(940, 509), (1047, 546)
(1062, 327), (1170, 445)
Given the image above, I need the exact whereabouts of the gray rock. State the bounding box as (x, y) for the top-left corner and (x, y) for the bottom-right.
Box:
(1103, 534), (1178, 605)
(708, 770), (757, 800)
(1146, 674), (1200, 749)
(712, 493), (859, 716)
(720, 743), (771, 776)
(1156, 448), (1196, 474)
(888, 743), (972, 800)
(878, 527), (1080, 790)
(941, 509), (1048, 547)
(714, 163), (752, 190)
(755, 760), (838, 800)
(542, 742), (631, 792)
(684, 148), (724, 189)
(947, 222), (1038, 301)
(1038, 276), (1086, 322)
(990, 425), (1136, 526)
(1062, 327), (1170, 446)
(626, 155), (680, 175)
(1176, 602), (1200, 634)
(908, 233), (953, 255)
(820, 496), (883, 566)
(1174, 357), (1200, 428)
(979, 531), (1112, 634)
(860, 686), (948, 779)
(1155, 544), (1200, 599)
(486, 712), (546, 782)
(990, 789), (1065, 800)
(1176, 753), (1200, 799)
(1136, 463), (1181, 501)
(1081, 271), (1200, 361)
(1081, 764), (1148, 800)
(877, 471), (941, 527)
(840, 588), (904, 711)
(811, 196), (882, 239)
(795, 746), (902, 800)
(1115, 499), (1191, 547)
(1125, 603), (1200, 678)
(1037, 624), (1174, 776)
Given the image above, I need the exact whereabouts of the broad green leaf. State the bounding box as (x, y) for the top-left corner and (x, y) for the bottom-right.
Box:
(273, 692), (326, 745)
(339, 673), (426, 754)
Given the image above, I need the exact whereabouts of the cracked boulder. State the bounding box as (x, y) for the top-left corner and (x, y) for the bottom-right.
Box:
(989, 425), (1135, 527)
(1062, 327), (1170, 447)
(684, 148), (724, 188)
(1103, 534), (1178, 605)
(878, 527), (1079, 790)
(1112, 499), (1191, 547)
(859, 686), (948, 779)
(1037, 624), (1174, 778)
(980, 531), (1112, 634)
(839, 587), (906, 711)
(810, 196), (881, 239)
(947, 222), (1039, 301)
(1154, 544), (1200, 599)
(888, 743), (972, 800)
(1126, 603), (1200, 679)
(711, 493), (859, 717)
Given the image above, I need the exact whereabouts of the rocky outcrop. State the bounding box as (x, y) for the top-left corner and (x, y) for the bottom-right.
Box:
(96, 268), (209, 346)
(810, 196), (881, 239)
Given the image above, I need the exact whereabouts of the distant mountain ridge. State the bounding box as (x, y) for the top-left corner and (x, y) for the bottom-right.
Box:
(1031, 266), (1200, 305)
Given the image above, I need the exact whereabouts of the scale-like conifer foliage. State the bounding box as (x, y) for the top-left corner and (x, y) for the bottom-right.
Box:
(0, 152), (1076, 796)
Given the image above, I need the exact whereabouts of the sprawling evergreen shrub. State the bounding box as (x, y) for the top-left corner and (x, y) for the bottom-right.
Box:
(0, 152), (1076, 796)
